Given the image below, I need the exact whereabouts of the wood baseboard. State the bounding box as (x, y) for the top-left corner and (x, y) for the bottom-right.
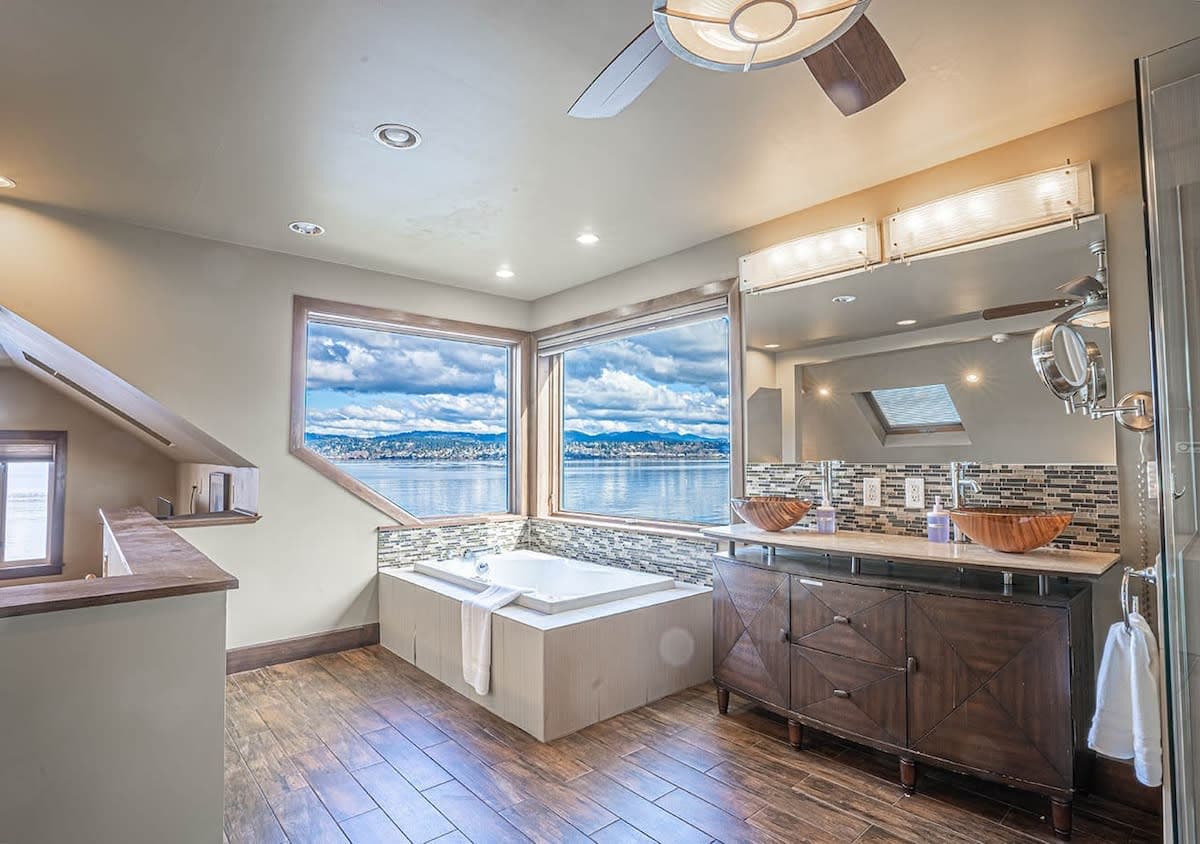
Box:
(226, 622), (380, 674)
(1091, 753), (1163, 817)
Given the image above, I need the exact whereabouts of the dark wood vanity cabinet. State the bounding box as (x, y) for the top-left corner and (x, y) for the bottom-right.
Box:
(713, 553), (1094, 841)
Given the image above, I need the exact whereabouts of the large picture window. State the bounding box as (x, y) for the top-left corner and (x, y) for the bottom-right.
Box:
(291, 297), (526, 525)
(544, 303), (733, 526)
(0, 431), (66, 577)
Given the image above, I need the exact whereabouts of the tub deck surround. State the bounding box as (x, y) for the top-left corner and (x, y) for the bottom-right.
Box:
(0, 506), (238, 618)
(703, 522), (1121, 579)
(379, 567), (712, 741)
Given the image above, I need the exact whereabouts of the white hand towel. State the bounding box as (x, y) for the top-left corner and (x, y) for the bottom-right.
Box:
(461, 584), (527, 696)
(1088, 611), (1162, 786)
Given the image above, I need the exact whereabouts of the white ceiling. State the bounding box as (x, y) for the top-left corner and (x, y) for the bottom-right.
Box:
(1, 1), (1198, 301)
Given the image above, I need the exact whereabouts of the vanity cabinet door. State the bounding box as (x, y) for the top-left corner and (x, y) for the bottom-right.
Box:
(713, 559), (790, 708)
(906, 593), (1073, 789)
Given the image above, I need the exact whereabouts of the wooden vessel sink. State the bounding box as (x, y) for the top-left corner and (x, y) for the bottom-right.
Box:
(730, 496), (813, 532)
(948, 507), (1073, 553)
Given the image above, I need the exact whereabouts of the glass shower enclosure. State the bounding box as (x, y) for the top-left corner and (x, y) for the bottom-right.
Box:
(1140, 35), (1200, 843)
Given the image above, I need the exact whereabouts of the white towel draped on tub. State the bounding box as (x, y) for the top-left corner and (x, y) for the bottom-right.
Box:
(1088, 610), (1162, 786)
(461, 584), (528, 696)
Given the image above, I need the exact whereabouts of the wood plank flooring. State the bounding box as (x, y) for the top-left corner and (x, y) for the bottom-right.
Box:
(225, 646), (1161, 844)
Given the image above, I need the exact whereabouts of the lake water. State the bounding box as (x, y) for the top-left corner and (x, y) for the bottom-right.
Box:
(335, 458), (731, 524)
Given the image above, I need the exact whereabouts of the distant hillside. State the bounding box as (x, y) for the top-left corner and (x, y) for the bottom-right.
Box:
(305, 430), (727, 461)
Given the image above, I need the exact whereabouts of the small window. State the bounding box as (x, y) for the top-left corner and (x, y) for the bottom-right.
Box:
(866, 384), (964, 433)
(0, 432), (66, 577)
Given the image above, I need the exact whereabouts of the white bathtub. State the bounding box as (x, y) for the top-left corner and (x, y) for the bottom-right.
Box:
(413, 549), (675, 614)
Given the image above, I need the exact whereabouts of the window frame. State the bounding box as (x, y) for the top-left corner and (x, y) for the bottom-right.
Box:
(860, 385), (967, 435)
(289, 296), (532, 527)
(0, 430), (67, 579)
(532, 281), (744, 532)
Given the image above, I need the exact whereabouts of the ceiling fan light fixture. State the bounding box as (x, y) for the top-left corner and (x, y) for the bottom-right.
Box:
(653, 0), (870, 71)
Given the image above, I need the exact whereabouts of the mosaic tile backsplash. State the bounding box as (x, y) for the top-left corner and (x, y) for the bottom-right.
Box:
(378, 518), (718, 585)
(746, 462), (1120, 552)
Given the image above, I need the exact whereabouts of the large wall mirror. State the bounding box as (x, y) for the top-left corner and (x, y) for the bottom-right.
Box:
(744, 215), (1117, 466)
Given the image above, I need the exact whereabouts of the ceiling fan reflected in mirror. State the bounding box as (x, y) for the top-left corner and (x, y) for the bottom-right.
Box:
(981, 240), (1110, 329)
(569, 0), (905, 119)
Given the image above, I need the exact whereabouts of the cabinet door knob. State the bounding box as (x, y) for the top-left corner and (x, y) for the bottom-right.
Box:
(833, 615), (850, 625)
(907, 656), (917, 673)
(779, 628), (790, 643)
(832, 689), (851, 699)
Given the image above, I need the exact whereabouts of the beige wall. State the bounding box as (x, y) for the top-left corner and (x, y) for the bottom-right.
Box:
(0, 367), (175, 582)
(531, 102), (1154, 627)
(0, 205), (529, 648)
(0, 592), (227, 843)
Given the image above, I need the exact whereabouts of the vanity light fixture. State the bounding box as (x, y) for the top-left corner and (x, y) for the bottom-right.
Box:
(739, 220), (882, 293)
(288, 221), (324, 236)
(576, 232), (600, 245)
(884, 162), (1095, 261)
(495, 267), (515, 280)
(373, 123), (422, 150)
(0, 176), (15, 189)
(831, 294), (857, 304)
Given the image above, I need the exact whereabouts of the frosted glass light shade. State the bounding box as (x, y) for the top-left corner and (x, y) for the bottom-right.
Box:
(885, 163), (1095, 260)
(654, 0), (870, 71)
(739, 221), (881, 292)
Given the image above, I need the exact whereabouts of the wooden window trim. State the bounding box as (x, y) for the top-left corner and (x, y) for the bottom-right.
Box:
(289, 296), (531, 527)
(533, 280), (745, 529)
(0, 430), (66, 577)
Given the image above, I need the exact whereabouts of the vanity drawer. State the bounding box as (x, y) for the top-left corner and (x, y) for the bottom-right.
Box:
(790, 576), (905, 666)
(790, 645), (906, 746)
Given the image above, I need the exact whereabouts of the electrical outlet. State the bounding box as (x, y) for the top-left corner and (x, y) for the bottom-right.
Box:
(905, 477), (925, 509)
(863, 477), (881, 507)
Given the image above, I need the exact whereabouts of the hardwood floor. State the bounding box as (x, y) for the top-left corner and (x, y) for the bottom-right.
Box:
(224, 646), (1161, 844)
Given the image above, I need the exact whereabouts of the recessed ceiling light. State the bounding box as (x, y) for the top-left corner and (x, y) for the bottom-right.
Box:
(764, 343), (780, 350)
(289, 221), (324, 236)
(831, 295), (857, 304)
(495, 267), (515, 280)
(0, 176), (15, 189)
(373, 123), (422, 150)
(576, 232), (600, 246)
(965, 371), (982, 384)
(896, 319), (917, 326)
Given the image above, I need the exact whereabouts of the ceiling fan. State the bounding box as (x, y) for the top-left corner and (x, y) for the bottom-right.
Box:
(569, 0), (905, 119)
(981, 241), (1110, 329)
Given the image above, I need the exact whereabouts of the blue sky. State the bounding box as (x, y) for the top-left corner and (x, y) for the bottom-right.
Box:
(305, 318), (730, 440)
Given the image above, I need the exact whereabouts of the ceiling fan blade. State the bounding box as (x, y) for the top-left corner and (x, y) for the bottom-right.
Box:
(803, 16), (905, 116)
(981, 299), (1078, 321)
(568, 24), (672, 119)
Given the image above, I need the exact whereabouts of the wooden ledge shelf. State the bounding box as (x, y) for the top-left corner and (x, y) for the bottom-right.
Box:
(702, 523), (1121, 579)
(162, 510), (261, 528)
(0, 507), (237, 619)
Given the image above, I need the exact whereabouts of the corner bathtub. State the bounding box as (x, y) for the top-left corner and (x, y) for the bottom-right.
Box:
(380, 550), (712, 741)
(413, 549), (676, 614)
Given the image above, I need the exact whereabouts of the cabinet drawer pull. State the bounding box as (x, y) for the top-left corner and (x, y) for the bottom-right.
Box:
(907, 656), (917, 673)
(833, 615), (850, 625)
(832, 689), (851, 699)
(779, 628), (790, 643)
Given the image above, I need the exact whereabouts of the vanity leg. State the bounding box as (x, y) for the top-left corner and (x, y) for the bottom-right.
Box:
(787, 719), (803, 749)
(1050, 798), (1072, 841)
(717, 687), (729, 715)
(899, 758), (917, 795)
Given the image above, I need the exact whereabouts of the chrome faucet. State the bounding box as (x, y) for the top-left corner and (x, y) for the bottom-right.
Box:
(948, 461), (980, 542)
(819, 460), (842, 503)
(463, 547), (491, 577)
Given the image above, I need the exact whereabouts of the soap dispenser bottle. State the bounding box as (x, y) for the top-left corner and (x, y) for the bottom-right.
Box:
(927, 496), (951, 543)
(814, 484), (838, 535)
